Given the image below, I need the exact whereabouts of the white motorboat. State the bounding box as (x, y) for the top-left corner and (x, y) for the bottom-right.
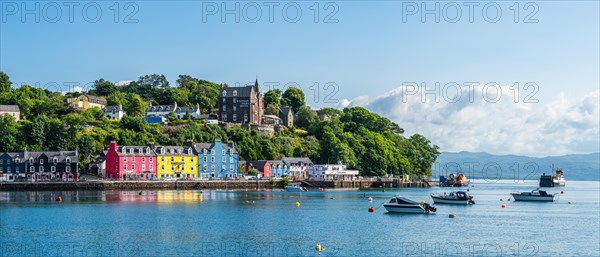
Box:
(383, 196), (436, 214)
(511, 189), (558, 202)
(431, 191), (475, 205)
(285, 182), (308, 192)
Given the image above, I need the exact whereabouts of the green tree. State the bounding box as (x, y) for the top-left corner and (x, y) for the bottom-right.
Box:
(0, 114), (20, 152)
(264, 89), (281, 106)
(281, 87), (305, 113)
(91, 79), (117, 96)
(128, 95), (146, 117)
(0, 71), (12, 93)
(295, 106), (319, 130)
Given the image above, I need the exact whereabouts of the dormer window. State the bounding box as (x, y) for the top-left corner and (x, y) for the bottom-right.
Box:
(187, 148), (192, 155)
(232, 90), (237, 96)
(40, 159), (44, 164)
(158, 107), (163, 111)
(177, 108), (181, 112)
(222, 91), (227, 97)
(161, 148), (165, 155)
(122, 147), (126, 153)
(129, 148), (133, 154)
(146, 147), (150, 154)
(166, 106), (170, 111)
(151, 107), (155, 111)
(203, 149), (207, 154)
(53, 157), (57, 164)
(29, 157), (34, 164)
(66, 157), (71, 164)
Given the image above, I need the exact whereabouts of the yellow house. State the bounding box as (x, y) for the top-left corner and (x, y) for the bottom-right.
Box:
(155, 146), (197, 179)
(66, 95), (107, 110)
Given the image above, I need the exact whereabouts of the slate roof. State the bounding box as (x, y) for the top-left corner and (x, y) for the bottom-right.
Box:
(116, 146), (156, 156)
(282, 157), (313, 166)
(103, 105), (123, 112)
(155, 146), (195, 155)
(193, 141), (238, 154)
(219, 79), (261, 98)
(0, 151), (78, 163)
(0, 105), (20, 112)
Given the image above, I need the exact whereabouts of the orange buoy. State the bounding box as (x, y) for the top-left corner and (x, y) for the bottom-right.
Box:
(319, 188), (324, 191)
(295, 202), (300, 207)
(501, 204), (506, 208)
(55, 196), (62, 202)
(368, 207), (375, 213)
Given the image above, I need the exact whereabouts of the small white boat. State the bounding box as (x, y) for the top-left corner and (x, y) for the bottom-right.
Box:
(431, 191), (475, 205)
(285, 182), (308, 192)
(383, 196), (436, 214)
(511, 189), (558, 202)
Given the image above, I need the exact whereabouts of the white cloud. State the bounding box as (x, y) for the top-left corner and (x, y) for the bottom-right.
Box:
(115, 80), (133, 86)
(339, 85), (599, 156)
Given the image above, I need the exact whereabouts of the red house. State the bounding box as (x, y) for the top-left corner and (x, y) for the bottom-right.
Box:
(243, 160), (272, 178)
(105, 141), (157, 180)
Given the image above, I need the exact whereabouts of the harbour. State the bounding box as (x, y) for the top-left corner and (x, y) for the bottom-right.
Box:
(1, 180), (598, 256)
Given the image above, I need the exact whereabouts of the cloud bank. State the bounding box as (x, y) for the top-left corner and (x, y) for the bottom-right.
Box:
(339, 85), (599, 156)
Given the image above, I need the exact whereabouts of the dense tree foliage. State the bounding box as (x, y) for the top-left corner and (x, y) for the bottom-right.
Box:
(0, 72), (439, 177)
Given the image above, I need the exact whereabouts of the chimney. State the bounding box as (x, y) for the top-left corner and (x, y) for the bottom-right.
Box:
(109, 141), (117, 151)
(186, 140), (194, 147)
(227, 141), (235, 148)
(146, 142), (155, 150)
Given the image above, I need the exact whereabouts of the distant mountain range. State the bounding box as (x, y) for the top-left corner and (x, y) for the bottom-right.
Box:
(433, 152), (600, 181)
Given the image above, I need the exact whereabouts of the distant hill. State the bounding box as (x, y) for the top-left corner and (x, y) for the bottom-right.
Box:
(433, 152), (600, 181)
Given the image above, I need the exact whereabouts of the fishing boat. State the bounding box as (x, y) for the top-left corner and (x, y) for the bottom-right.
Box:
(510, 189), (558, 202)
(383, 196), (436, 214)
(539, 164), (566, 187)
(431, 191), (475, 204)
(285, 182), (308, 192)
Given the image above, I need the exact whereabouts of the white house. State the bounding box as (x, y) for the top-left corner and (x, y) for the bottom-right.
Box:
(282, 157), (313, 180)
(147, 102), (202, 119)
(308, 163), (359, 181)
(103, 104), (125, 120)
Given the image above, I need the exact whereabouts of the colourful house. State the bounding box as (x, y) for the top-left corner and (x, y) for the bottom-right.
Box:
(105, 142), (157, 180)
(155, 145), (197, 179)
(0, 151), (78, 181)
(243, 160), (272, 178)
(194, 140), (239, 179)
(269, 160), (290, 177)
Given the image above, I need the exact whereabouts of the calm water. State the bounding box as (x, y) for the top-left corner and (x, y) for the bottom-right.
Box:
(1, 181), (599, 257)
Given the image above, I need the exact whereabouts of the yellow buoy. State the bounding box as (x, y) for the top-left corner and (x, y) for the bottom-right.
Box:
(295, 202), (300, 207)
(315, 244), (323, 252)
(199, 197), (203, 202)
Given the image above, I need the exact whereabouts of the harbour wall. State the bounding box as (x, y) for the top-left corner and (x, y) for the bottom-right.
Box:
(0, 179), (431, 191)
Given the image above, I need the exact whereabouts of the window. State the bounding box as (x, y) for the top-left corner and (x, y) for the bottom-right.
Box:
(142, 157), (145, 162)
(66, 166), (71, 172)
(171, 156), (174, 161)
(233, 98), (237, 103)
(222, 98), (226, 103)
(233, 114), (237, 121)
(171, 165), (174, 170)
(66, 157), (71, 164)
(129, 149), (133, 154)
(162, 165), (165, 170)
(146, 147), (150, 154)
(203, 149), (207, 154)
(29, 158), (33, 164)
(203, 156), (207, 162)
(222, 150), (225, 155)
(230, 157), (233, 162)
(132, 157), (136, 162)
(161, 156), (165, 161)
(124, 164), (127, 170)
(30, 166), (34, 172)
(122, 147), (126, 153)
(40, 159), (44, 164)
(222, 106), (226, 111)
(191, 166), (194, 170)
(39, 166), (43, 172)
(51, 166), (56, 172)
(150, 157), (153, 162)
(222, 156), (226, 162)
(222, 91), (227, 97)
(233, 106), (237, 111)
(233, 90), (237, 96)
(211, 150), (215, 155)
(132, 164), (135, 170)
(222, 114), (227, 121)
(150, 165), (153, 171)
(230, 165), (233, 171)
(53, 158), (57, 164)
(211, 165), (215, 172)
(222, 165), (226, 171)
(123, 157), (127, 162)
(142, 164), (146, 170)
(211, 157), (215, 162)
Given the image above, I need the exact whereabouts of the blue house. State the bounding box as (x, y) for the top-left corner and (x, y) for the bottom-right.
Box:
(194, 140), (239, 180)
(0, 152), (27, 181)
(269, 160), (290, 177)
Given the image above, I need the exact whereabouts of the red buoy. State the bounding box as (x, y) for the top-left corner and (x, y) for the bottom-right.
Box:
(368, 207), (375, 213)
(55, 196), (62, 202)
(568, 201), (572, 204)
(501, 204), (506, 208)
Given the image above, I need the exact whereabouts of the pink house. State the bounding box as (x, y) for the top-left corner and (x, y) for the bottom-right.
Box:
(105, 141), (157, 180)
(0, 105), (20, 121)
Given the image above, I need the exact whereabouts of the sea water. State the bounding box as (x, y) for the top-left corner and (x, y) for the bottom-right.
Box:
(1, 181), (598, 257)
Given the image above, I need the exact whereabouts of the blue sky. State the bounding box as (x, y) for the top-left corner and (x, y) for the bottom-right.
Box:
(1, 1), (599, 155)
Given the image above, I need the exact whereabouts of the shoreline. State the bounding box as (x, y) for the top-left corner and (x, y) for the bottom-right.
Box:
(0, 179), (431, 191)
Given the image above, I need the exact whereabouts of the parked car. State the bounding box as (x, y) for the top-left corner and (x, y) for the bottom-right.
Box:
(246, 176), (258, 180)
(163, 177), (174, 181)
